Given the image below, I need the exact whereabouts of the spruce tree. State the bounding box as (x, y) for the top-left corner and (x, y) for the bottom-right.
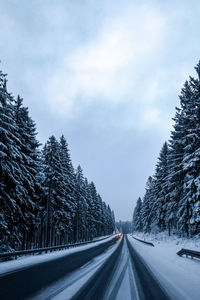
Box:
(0, 66), (116, 250)
(132, 197), (143, 232)
(42, 136), (66, 246)
(0, 72), (32, 250)
(150, 142), (169, 232)
(14, 95), (42, 249)
(180, 63), (200, 236)
(74, 165), (88, 241)
(89, 181), (102, 237)
(0, 71), (22, 251)
(59, 135), (76, 242)
(85, 179), (96, 239)
(141, 176), (155, 233)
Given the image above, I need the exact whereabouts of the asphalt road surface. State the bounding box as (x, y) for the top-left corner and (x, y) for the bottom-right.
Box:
(0, 235), (171, 300)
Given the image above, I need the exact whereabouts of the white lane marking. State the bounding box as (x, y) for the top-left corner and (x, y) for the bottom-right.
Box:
(128, 256), (140, 300)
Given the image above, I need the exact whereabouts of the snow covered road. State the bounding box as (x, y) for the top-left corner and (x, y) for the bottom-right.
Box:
(128, 235), (200, 300)
(1, 234), (198, 299)
(38, 236), (169, 300)
(29, 239), (121, 300)
(0, 236), (119, 300)
(103, 237), (139, 300)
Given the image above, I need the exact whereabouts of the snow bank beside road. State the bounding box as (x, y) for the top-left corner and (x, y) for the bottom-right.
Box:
(131, 231), (200, 250)
(128, 235), (200, 300)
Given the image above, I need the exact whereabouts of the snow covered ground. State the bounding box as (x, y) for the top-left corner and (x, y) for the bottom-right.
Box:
(0, 235), (115, 276)
(128, 234), (200, 300)
(132, 231), (200, 250)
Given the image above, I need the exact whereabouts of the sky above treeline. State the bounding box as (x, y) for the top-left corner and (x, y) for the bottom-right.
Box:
(0, 0), (200, 220)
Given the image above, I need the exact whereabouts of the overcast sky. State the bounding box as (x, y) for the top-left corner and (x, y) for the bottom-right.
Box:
(0, 0), (200, 220)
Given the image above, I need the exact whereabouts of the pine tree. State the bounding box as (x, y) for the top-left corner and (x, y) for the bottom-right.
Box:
(0, 71), (20, 251)
(85, 178), (96, 239)
(59, 135), (76, 242)
(132, 197), (143, 232)
(0, 72), (30, 251)
(89, 181), (102, 237)
(133, 61), (200, 237)
(106, 205), (115, 234)
(150, 142), (169, 232)
(42, 136), (66, 246)
(141, 176), (155, 233)
(74, 165), (88, 241)
(111, 210), (116, 233)
(179, 63), (200, 236)
(0, 65), (116, 250)
(165, 103), (186, 235)
(14, 95), (42, 249)
(166, 64), (200, 236)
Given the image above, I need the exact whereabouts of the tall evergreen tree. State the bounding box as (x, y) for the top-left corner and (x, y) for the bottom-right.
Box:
(150, 142), (169, 232)
(132, 197), (143, 232)
(179, 63), (200, 236)
(89, 181), (102, 237)
(0, 71), (23, 251)
(132, 61), (200, 237)
(14, 95), (42, 249)
(74, 165), (88, 241)
(42, 136), (66, 246)
(59, 135), (76, 241)
(0, 73), (38, 250)
(85, 178), (96, 239)
(141, 176), (155, 233)
(0, 65), (116, 251)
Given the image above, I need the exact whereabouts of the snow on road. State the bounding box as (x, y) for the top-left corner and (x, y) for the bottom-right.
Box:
(0, 235), (115, 276)
(103, 237), (139, 300)
(128, 234), (200, 300)
(29, 239), (121, 300)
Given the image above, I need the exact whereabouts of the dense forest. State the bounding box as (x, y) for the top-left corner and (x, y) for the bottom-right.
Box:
(132, 61), (200, 237)
(0, 68), (115, 252)
(116, 221), (132, 234)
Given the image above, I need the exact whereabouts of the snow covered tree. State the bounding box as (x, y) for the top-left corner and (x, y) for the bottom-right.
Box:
(59, 135), (76, 242)
(165, 104), (186, 235)
(85, 178), (96, 239)
(74, 165), (88, 242)
(178, 63), (200, 236)
(133, 60), (200, 237)
(132, 197), (143, 232)
(150, 142), (169, 232)
(89, 181), (102, 236)
(0, 70), (42, 251)
(116, 221), (132, 234)
(106, 205), (115, 234)
(13, 95), (42, 249)
(166, 64), (200, 236)
(141, 176), (155, 233)
(42, 136), (68, 246)
(111, 210), (116, 233)
(0, 65), (116, 250)
(0, 71), (23, 251)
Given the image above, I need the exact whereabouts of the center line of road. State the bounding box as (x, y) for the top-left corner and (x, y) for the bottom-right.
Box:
(108, 258), (129, 299)
(128, 257), (140, 300)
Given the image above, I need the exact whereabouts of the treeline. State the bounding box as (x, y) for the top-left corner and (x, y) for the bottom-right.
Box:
(132, 61), (200, 237)
(0, 68), (115, 252)
(116, 221), (132, 234)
